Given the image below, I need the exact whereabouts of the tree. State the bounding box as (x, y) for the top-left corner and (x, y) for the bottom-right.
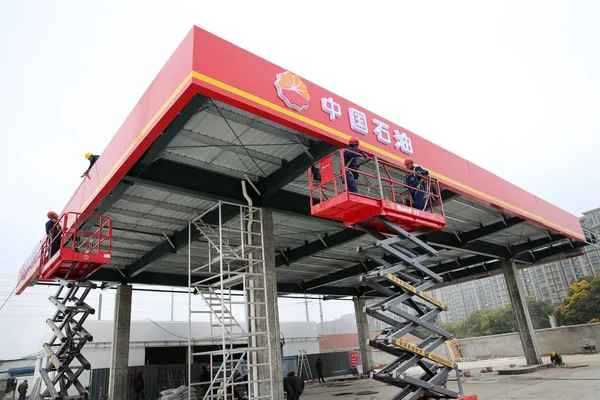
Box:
(554, 274), (600, 326)
(436, 297), (556, 338)
(526, 297), (554, 329)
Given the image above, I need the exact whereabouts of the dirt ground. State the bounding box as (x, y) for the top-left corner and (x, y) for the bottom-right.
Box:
(300, 353), (600, 399)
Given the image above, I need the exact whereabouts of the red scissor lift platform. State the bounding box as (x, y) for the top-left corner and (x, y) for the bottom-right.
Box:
(309, 149), (446, 235)
(309, 149), (474, 400)
(16, 212), (113, 295)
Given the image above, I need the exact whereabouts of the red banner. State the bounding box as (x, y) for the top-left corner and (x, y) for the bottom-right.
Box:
(349, 351), (360, 368)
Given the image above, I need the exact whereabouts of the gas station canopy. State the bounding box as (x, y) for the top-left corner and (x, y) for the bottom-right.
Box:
(20, 26), (591, 297)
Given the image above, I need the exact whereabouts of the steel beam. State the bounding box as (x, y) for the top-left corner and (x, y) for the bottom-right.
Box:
(126, 159), (251, 205)
(203, 104), (304, 144)
(460, 216), (523, 243)
(177, 128), (283, 166)
(260, 141), (335, 198)
(275, 228), (364, 267)
(302, 232), (568, 291)
(125, 204), (238, 278)
(89, 268), (367, 297)
(119, 194), (201, 215)
(436, 240), (587, 286)
(79, 181), (132, 232)
(133, 95), (209, 171)
(108, 208), (187, 227)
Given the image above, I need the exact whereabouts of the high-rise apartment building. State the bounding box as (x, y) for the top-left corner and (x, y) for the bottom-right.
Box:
(428, 208), (600, 323)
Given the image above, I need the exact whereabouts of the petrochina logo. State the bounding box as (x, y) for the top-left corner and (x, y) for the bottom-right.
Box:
(274, 71), (310, 112)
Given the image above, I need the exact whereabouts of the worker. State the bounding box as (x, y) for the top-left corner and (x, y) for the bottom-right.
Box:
(199, 366), (210, 395)
(132, 372), (144, 400)
(344, 137), (367, 194)
(46, 211), (62, 257)
(81, 152), (99, 178)
(404, 158), (430, 210)
(5, 377), (15, 394)
(283, 371), (304, 400)
(315, 358), (325, 383)
(550, 351), (565, 368)
(17, 379), (28, 400)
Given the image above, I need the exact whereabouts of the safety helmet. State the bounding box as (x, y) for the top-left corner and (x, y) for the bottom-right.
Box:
(85, 152), (93, 160)
(550, 351), (555, 357)
(404, 158), (414, 166)
(47, 211), (58, 219)
(349, 137), (360, 145)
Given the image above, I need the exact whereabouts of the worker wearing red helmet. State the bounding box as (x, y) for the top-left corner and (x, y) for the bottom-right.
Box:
(404, 158), (430, 210)
(344, 137), (367, 193)
(46, 211), (62, 257)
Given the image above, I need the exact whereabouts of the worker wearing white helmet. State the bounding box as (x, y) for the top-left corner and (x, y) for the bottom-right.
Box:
(81, 152), (99, 178)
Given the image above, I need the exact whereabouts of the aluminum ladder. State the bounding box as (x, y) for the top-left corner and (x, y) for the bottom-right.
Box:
(39, 279), (96, 400)
(297, 350), (313, 383)
(188, 202), (275, 400)
(357, 216), (464, 400)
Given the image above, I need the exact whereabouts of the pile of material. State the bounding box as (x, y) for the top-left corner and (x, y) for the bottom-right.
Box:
(160, 385), (198, 400)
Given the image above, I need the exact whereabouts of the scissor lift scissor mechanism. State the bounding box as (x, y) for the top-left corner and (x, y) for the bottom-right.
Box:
(309, 150), (471, 400)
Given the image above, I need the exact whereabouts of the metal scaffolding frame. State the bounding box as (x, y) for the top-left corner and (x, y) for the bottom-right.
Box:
(188, 201), (275, 400)
(358, 216), (465, 400)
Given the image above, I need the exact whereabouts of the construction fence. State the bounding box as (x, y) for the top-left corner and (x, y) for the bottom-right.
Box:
(89, 351), (356, 400)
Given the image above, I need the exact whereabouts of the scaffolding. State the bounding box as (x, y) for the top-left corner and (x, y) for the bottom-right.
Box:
(188, 201), (275, 400)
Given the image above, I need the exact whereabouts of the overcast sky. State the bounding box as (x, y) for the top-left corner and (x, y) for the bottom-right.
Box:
(1, 0), (600, 359)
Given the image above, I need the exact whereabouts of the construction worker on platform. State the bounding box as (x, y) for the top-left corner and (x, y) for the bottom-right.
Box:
(344, 137), (367, 194)
(46, 211), (62, 257)
(81, 152), (99, 178)
(404, 158), (430, 210)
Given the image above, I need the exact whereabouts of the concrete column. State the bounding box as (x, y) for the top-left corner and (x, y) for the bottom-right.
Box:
(254, 208), (284, 398)
(353, 296), (374, 373)
(108, 284), (133, 400)
(502, 259), (542, 365)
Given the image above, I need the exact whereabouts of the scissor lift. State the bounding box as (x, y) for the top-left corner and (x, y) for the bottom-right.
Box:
(16, 212), (112, 400)
(309, 149), (475, 400)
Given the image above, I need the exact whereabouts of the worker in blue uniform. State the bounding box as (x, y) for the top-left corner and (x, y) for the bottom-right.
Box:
(46, 211), (62, 257)
(81, 152), (99, 178)
(344, 137), (367, 193)
(404, 158), (429, 210)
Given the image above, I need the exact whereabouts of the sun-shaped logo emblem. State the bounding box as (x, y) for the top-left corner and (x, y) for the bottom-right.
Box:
(274, 71), (310, 112)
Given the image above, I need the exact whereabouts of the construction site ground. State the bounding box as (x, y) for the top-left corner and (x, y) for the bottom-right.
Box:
(301, 353), (600, 399)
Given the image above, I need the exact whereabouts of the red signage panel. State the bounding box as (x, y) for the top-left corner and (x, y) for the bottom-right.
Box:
(319, 155), (334, 184)
(349, 351), (360, 368)
(189, 26), (585, 242)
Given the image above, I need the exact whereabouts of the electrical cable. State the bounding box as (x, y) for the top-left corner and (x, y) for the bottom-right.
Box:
(144, 318), (189, 340)
(0, 287), (16, 312)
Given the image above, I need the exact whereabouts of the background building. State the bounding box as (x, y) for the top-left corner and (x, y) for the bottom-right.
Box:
(430, 208), (600, 322)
